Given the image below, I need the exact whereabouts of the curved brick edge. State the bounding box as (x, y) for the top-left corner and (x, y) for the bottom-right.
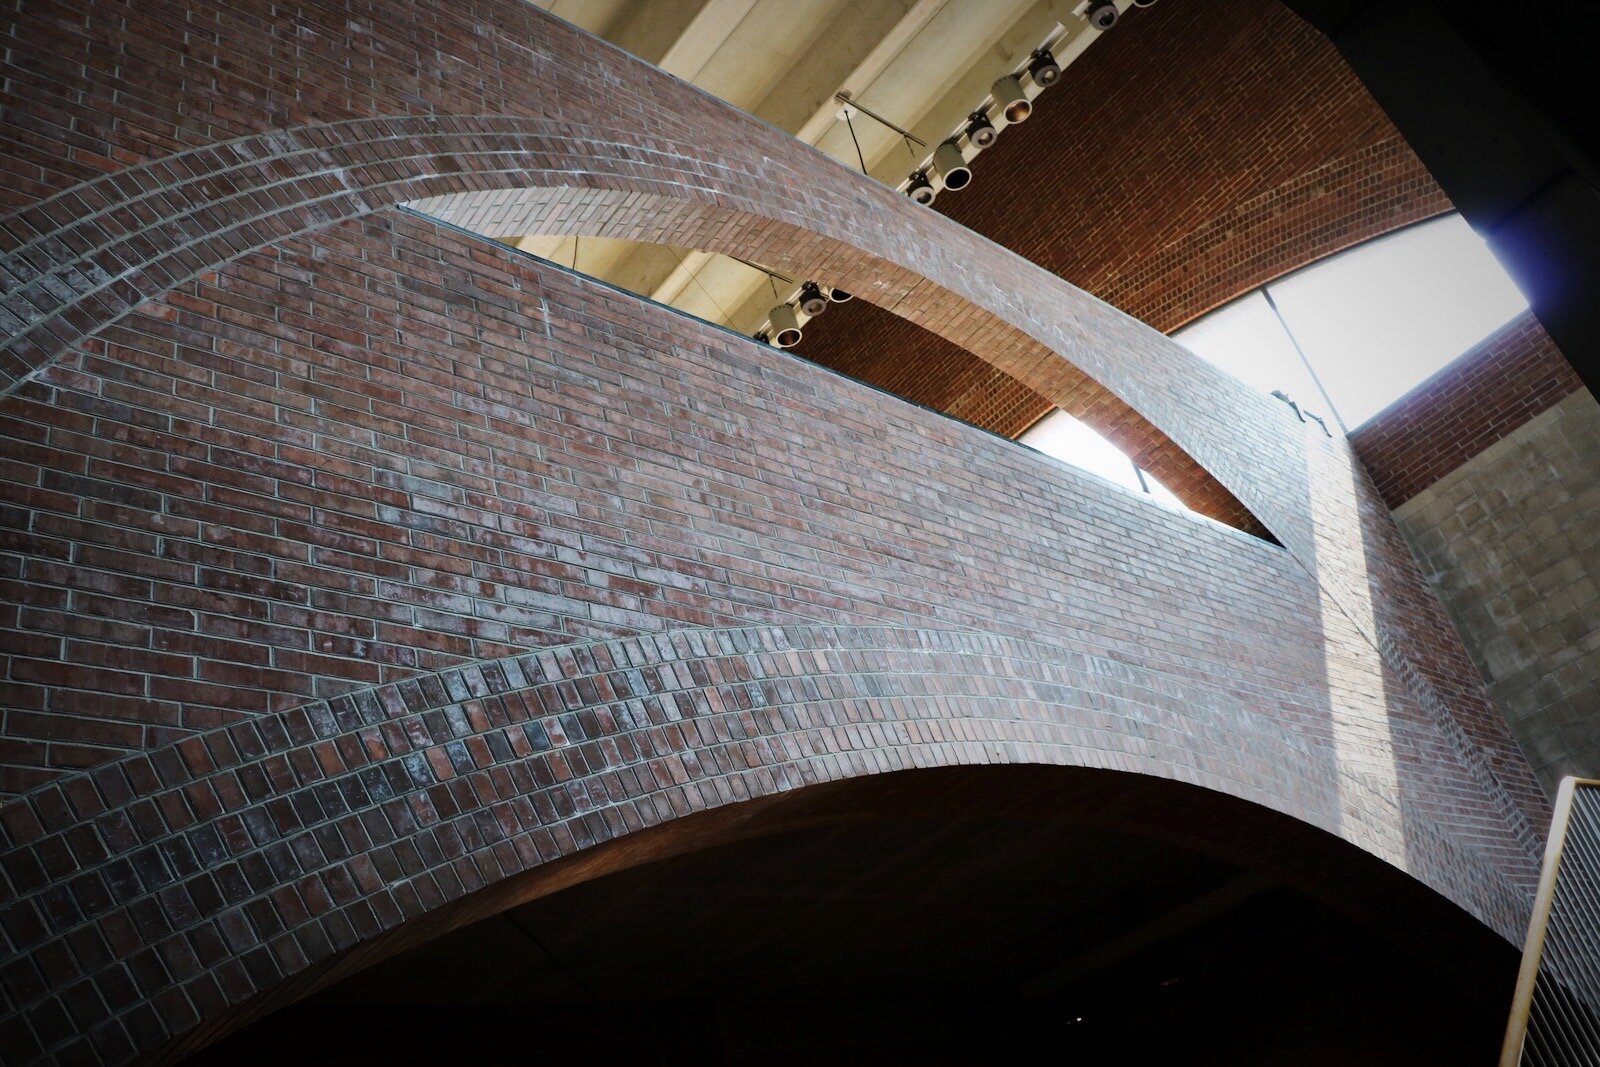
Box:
(0, 116), (717, 393)
(0, 624), (1533, 1064)
(152, 766), (1523, 1063)
(0, 111), (1260, 539)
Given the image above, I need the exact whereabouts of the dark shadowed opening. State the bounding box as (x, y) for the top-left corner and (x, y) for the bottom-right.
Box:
(191, 766), (1511, 1065)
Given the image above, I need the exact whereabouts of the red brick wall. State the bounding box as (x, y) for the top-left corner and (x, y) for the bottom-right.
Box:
(1351, 311), (1587, 507)
(796, 0), (1452, 439)
(0, 217), (1541, 1062)
(0, 0), (1550, 1061)
(0, 0), (1268, 534)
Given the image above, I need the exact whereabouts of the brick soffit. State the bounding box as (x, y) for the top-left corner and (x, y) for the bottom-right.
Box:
(0, 625), (1535, 1062)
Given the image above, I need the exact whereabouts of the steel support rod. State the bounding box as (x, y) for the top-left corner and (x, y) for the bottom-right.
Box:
(834, 91), (927, 147)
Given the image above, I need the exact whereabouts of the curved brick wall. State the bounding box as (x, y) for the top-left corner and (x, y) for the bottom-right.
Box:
(796, 0), (1453, 441)
(0, 107), (1263, 532)
(0, 211), (1539, 1061)
(0, 1), (1550, 1061)
(0, 626), (1525, 1062)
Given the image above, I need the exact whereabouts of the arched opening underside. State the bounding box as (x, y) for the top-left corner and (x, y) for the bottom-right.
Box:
(0, 626), (1531, 1064)
(187, 764), (1516, 1065)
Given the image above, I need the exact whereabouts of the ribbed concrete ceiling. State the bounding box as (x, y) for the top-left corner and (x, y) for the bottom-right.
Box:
(523, 0), (1129, 336)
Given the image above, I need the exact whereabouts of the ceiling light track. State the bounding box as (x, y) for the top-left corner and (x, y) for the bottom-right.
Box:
(751, 0), (1144, 348)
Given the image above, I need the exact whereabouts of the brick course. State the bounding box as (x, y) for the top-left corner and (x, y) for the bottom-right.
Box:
(1351, 311), (1587, 508)
(0, 0), (1553, 1061)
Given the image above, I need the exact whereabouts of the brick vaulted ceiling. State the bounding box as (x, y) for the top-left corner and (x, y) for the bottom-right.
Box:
(793, 0), (1453, 439)
(507, 0), (1454, 532)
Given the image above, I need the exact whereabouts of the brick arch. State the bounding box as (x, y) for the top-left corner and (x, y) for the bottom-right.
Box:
(0, 111), (1260, 533)
(0, 0), (1486, 748)
(8, 132), (1542, 850)
(403, 193), (1270, 539)
(0, 625), (1528, 1064)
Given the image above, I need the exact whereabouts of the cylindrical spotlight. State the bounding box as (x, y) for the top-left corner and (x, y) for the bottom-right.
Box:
(753, 331), (770, 345)
(992, 75), (1032, 124)
(798, 282), (828, 317)
(930, 142), (971, 192)
(769, 304), (803, 348)
(907, 171), (936, 205)
(1087, 0), (1118, 29)
(966, 110), (998, 149)
(1029, 49), (1061, 87)
(827, 286), (854, 303)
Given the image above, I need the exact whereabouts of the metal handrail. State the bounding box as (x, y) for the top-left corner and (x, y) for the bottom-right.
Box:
(1502, 777), (1600, 1065)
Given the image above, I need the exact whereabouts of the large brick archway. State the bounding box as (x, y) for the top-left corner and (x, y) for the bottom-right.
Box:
(0, 0), (1548, 826)
(0, 625), (1527, 1063)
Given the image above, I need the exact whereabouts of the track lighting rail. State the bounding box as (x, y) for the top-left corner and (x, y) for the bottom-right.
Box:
(750, 1), (1142, 349)
(833, 91), (927, 147)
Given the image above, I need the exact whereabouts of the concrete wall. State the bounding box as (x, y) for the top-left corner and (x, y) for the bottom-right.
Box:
(1353, 311), (1584, 509)
(1395, 389), (1600, 793)
(1352, 308), (1597, 794)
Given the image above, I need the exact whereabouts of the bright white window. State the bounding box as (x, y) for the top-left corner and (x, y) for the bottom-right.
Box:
(1173, 214), (1528, 428)
(1019, 410), (1184, 511)
(1015, 214), (1526, 513)
(1169, 290), (1324, 408)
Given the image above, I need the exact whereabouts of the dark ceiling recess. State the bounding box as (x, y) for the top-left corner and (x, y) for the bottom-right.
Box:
(1282, 0), (1600, 403)
(192, 767), (1511, 1065)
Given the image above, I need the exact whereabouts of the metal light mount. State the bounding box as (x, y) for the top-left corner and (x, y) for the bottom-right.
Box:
(966, 110), (998, 149)
(992, 75), (1032, 124)
(1029, 48), (1061, 87)
(798, 282), (829, 317)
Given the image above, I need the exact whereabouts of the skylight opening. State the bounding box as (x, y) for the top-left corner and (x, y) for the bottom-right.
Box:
(1173, 214), (1529, 429)
(1019, 410), (1186, 512)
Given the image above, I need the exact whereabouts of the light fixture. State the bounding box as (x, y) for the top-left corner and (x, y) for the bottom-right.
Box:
(992, 75), (1032, 124)
(827, 286), (854, 303)
(1029, 49), (1061, 87)
(798, 282), (829, 317)
(966, 110), (998, 149)
(753, 330), (770, 345)
(907, 170), (936, 205)
(769, 304), (803, 348)
(930, 142), (971, 191)
(1087, 0), (1118, 30)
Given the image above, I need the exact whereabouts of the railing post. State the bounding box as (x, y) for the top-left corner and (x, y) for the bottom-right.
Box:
(1502, 777), (1600, 1066)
